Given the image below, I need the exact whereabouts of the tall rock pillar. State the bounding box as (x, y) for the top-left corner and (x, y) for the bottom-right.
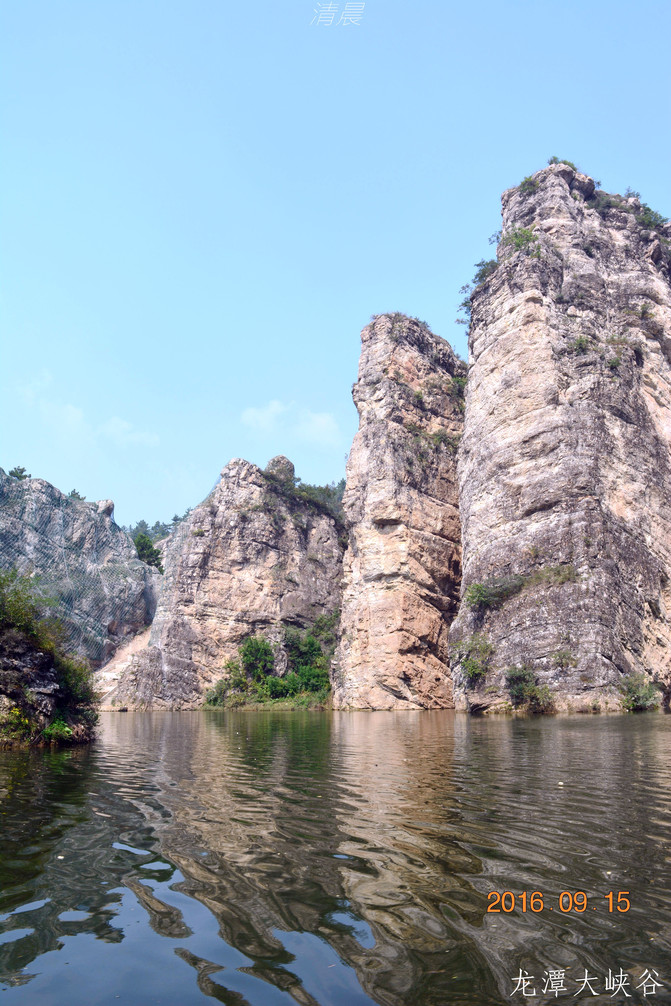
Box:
(333, 314), (466, 708)
(450, 163), (671, 712)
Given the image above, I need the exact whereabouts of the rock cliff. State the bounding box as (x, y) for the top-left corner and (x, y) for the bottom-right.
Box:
(449, 163), (671, 712)
(106, 457), (344, 708)
(0, 470), (160, 667)
(332, 314), (466, 709)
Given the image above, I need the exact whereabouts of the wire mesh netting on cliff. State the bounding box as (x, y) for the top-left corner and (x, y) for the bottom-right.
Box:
(0, 475), (157, 668)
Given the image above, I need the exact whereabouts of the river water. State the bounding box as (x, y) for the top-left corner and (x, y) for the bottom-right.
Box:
(0, 711), (670, 1005)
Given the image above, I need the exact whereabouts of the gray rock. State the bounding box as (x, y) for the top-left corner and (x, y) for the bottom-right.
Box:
(449, 164), (671, 713)
(0, 470), (160, 667)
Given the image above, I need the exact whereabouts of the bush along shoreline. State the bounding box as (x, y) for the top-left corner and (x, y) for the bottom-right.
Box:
(0, 570), (98, 748)
(204, 613), (338, 710)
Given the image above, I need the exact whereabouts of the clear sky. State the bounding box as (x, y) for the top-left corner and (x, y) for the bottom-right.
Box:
(2, 0), (669, 526)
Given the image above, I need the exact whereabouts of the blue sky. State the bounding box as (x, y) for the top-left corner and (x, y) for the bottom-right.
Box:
(2, 0), (669, 525)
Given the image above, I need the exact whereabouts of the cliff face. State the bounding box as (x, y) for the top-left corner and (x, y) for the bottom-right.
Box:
(449, 164), (671, 712)
(0, 470), (160, 667)
(332, 314), (466, 709)
(107, 457), (343, 708)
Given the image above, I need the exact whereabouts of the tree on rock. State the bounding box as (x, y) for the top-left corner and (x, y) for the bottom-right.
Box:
(8, 466), (30, 480)
(134, 533), (164, 573)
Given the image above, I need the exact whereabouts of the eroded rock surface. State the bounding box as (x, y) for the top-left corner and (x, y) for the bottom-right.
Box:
(450, 164), (671, 712)
(107, 457), (343, 708)
(0, 470), (160, 667)
(333, 315), (465, 709)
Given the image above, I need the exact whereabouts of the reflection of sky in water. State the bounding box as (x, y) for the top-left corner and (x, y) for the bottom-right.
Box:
(0, 711), (670, 1005)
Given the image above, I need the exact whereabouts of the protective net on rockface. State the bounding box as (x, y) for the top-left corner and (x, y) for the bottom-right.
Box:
(0, 473), (159, 667)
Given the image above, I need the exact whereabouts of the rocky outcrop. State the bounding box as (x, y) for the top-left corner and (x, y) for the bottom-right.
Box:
(0, 628), (96, 746)
(0, 470), (160, 667)
(333, 314), (466, 709)
(106, 457), (344, 708)
(449, 163), (671, 712)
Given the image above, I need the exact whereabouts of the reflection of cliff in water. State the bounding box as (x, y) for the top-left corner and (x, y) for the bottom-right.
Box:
(2, 712), (670, 1005)
(0, 747), (139, 983)
(98, 711), (498, 1005)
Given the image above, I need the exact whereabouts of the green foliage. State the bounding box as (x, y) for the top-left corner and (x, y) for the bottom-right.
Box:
(568, 336), (590, 354)
(67, 489), (85, 500)
(465, 566), (577, 610)
(620, 673), (661, 712)
(191, 529), (206, 537)
(240, 636), (275, 681)
(413, 390), (424, 406)
(607, 355), (621, 370)
(584, 189), (666, 229)
(261, 470), (346, 526)
(8, 466), (30, 480)
(204, 612), (338, 708)
(506, 667), (555, 713)
(42, 717), (74, 742)
(450, 376), (467, 400)
(457, 633), (494, 686)
(0, 570), (97, 742)
(501, 227), (539, 255)
(552, 649), (576, 670)
(519, 176), (538, 195)
(0, 569), (43, 635)
(123, 511), (191, 544)
(547, 157), (577, 171)
(472, 259), (498, 285)
(285, 628), (330, 692)
(636, 204), (667, 230)
(465, 576), (526, 609)
(134, 533), (164, 573)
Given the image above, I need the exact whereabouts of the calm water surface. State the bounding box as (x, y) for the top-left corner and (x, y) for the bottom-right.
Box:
(0, 711), (670, 1005)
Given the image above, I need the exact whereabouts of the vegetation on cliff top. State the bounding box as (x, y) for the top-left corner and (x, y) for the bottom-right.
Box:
(261, 470), (346, 527)
(0, 570), (98, 746)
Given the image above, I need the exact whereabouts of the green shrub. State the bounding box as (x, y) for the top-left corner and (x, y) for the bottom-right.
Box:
(465, 576), (526, 609)
(457, 633), (494, 686)
(42, 718), (74, 742)
(285, 628), (330, 692)
(501, 227), (539, 256)
(547, 157), (578, 171)
(620, 673), (661, 712)
(465, 566), (577, 610)
(134, 533), (164, 572)
(519, 176), (538, 195)
(449, 376), (467, 400)
(568, 336), (590, 354)
(552, 649), (576, 670)
(472, 259), (499, 285)
(240, 636), (275, 681)
(8, 466), (30, 480)
(636, 205), (667, 230)
(607, 356), (621, 370)
(506, 667), (555, 712)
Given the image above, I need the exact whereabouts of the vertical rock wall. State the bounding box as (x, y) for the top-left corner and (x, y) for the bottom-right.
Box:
(450, 164), (671, 712)
(333, 314), (465, 708)
(108, 457), (344, 707)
